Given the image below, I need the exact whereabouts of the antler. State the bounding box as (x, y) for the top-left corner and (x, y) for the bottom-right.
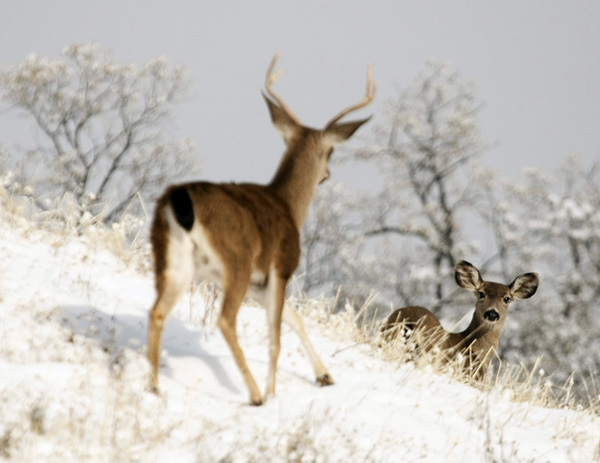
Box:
(264, 53), (302, 125)
(325, 65), (376, 128)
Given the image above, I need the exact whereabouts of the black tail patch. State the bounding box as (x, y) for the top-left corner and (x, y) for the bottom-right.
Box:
(169, 187), (195, 231)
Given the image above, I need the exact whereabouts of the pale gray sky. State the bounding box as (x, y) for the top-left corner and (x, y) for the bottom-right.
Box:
(2, 1), (599, 185)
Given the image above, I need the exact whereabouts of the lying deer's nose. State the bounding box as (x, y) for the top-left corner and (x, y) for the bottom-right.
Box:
(484, 310), (500, 322)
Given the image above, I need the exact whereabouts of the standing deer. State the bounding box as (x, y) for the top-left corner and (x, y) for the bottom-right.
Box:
(380, 260), (539, 379)
(147, 55), (375, 405)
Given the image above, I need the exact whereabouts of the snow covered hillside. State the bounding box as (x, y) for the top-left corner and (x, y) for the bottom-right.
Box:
(0, 207), (599, 463)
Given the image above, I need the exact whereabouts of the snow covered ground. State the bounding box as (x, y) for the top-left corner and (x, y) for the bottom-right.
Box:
(0, 207), (599, 462)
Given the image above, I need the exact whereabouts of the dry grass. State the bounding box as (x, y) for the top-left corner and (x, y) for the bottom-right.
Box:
(334, 300), (600, 417)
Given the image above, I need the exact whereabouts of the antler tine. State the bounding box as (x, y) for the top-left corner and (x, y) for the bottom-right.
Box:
(264, 53), (301, 125)
(326, 64), (376, 128)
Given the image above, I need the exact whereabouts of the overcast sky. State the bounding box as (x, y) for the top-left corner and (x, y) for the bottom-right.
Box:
(1, 1), (599, 186)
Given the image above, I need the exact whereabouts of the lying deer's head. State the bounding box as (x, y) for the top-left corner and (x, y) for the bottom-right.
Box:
(455, 260), (539, 329)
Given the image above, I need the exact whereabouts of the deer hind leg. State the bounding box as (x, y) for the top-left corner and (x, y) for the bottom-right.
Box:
(148, 277), (188, 392)
(217, 271), (264, 405)
(147, 222), (194, 393)
(282, 304), (333, 386)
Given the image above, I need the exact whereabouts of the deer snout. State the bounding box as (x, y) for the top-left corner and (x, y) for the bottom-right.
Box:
(483, 310), (500, 322)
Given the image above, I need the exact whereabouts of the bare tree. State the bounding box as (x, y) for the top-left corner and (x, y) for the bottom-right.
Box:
(296, 61), (599, 395)
(356, 60), (486, 311)
(298, 181), (364, 295)
(295, 61), (490, 319)
(0, 42), (195, 222)
(492, 155), (600, 384)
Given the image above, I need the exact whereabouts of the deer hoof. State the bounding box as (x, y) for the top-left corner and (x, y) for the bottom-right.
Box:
(249, 395), (265, 406)
(316, 373), (334, 386)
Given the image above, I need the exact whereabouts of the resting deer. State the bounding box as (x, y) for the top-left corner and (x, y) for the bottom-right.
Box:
(380, 260), (539, 379)
(147, 54), (376, 405)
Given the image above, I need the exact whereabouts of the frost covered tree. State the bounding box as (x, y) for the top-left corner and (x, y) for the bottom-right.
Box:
(489, 155), (600, 384)
(354, 61), (486, 312)
(0, 42), (195, 223)
(298, 61), (490, 316)
(298, 182), (356, 294)
(298, 181), (375, 305)
(296, 61), (599, 392)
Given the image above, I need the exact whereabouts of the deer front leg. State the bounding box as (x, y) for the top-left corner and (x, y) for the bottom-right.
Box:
(282, 304), (333, 386)
(218, 276), (264, 406)
(265, 271), (287, 398)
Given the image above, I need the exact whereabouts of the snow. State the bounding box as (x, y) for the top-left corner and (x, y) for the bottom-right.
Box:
(0, 216), (599, 463)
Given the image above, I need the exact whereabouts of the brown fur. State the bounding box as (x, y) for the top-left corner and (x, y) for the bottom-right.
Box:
(381, 261), (539, 380)
(187, 182), (300, 279)
(147, 55), (375, 405)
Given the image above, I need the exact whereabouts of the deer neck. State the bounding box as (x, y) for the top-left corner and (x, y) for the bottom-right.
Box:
(269, 146), (321, 228)
(459, 316), (502, 350)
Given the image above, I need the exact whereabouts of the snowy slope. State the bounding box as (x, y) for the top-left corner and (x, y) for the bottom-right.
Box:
(0, 213), (599, 463)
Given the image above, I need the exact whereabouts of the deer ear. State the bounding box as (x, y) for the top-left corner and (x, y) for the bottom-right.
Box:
(324, 116), (371, 145)
(455, 260), (483, 291)
(263, 93), (299, 145)
(509, 272), (539, 299)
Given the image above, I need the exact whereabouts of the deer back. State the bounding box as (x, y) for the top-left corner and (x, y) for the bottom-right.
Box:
(381, 306), (462, 350)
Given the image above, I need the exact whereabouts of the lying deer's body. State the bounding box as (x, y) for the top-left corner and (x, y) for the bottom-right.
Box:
(148, 55), (375, 405)
(381, 260), (539, 379)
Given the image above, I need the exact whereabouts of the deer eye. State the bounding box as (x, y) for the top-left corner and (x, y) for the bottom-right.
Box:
(478, 291), (485, 299)
(503, 296), (511, 304)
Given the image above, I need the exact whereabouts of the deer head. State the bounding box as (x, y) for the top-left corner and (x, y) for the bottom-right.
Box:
(263, 55), (375, 223)
(455, 260), (539, 333)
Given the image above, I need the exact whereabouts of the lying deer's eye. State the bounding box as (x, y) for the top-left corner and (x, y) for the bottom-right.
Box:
(478, 292), (485, 299)
(503, 297), (511, 304)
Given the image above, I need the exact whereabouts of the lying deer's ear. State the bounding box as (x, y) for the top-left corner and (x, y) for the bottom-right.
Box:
(509, 272), (539, 299)
(455, 260), (483, 291)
